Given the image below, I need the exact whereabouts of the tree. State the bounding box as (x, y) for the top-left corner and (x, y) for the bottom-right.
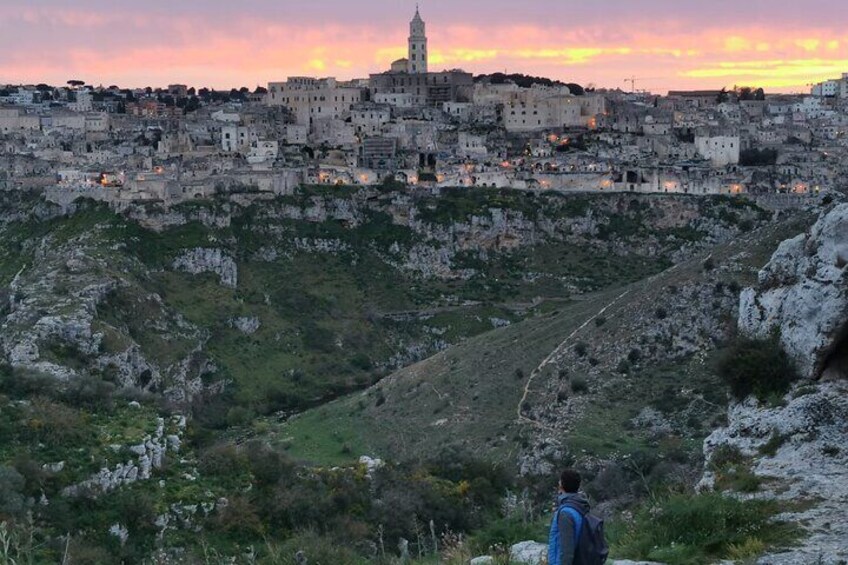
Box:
(0, 466), (26, 517)
(66, 79), (85, 88)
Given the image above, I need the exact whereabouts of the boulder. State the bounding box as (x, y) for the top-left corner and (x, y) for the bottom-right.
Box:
(230, 316), (261, 335)
(470, 557), (494, 565)
(509, 541), (547, 564)
(739, 204), (848, 379)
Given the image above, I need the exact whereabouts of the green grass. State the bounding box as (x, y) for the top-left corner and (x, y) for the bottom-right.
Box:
(612, 492), (798, 564)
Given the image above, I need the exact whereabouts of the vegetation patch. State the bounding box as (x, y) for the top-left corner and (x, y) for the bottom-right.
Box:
(612, 492), (798, 564)
(718, 334), (799, 401)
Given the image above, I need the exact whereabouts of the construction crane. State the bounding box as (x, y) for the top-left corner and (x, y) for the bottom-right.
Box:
(624, 76), (663, 93)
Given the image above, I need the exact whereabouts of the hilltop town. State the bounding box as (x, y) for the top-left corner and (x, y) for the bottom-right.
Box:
(1, 8), (845, 210)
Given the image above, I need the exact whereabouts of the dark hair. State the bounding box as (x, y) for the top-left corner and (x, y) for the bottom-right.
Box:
(559, 468), (581, 493)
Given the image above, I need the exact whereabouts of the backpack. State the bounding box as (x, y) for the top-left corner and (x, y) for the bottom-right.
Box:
(560, 504), (609, 565)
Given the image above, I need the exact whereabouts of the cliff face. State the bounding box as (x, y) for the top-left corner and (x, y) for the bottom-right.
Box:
(702, 204), (848, 564)
(739, 203), (848, 380)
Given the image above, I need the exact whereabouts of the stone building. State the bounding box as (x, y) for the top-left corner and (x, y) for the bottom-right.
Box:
(265, 77), (367, 127)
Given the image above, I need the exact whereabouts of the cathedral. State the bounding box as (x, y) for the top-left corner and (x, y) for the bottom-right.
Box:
(370, 7), (473, 106)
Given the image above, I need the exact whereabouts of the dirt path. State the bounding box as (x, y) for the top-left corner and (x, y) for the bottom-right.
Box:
(515, 258), (691, 430)
(516, 288), (632, 429)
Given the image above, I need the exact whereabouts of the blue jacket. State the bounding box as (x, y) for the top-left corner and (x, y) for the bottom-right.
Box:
(548, 492), (591, 565)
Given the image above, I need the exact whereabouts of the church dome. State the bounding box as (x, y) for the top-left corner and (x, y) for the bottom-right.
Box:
(391, 58), (409, 73)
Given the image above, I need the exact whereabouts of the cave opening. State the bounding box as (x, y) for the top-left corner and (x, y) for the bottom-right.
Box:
(819, 322), (848, 381)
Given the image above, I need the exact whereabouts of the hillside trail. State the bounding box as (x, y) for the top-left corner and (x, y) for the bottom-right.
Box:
(514, 257), (695, 431)
(515, 287), (632, 431)
(513, 214), (804, 433)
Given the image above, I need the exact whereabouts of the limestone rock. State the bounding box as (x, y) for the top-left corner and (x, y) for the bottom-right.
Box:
(172, 248), (238, 288)
(509, 541), (547, 564)
(702, 381), (848, 564)
(230, 316), (261, 335)
(739, 204), (848, 379)
(109, 523), (129, 546)
(63, 414), (186, 497)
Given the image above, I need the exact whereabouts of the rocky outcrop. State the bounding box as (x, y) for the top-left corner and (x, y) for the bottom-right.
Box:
(701, 381), (848, 564)
(63, 415), (187, 497)
(172, 248), (238, 288)
(739, 204), (848, 379)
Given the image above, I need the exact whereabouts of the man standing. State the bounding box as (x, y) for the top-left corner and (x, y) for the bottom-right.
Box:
(548, 468), (600, 565)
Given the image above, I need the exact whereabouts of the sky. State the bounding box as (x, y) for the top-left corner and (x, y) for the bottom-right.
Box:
(1, 0), (847, 94)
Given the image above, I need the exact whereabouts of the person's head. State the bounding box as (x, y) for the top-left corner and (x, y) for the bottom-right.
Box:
(559, 468), (581, 494)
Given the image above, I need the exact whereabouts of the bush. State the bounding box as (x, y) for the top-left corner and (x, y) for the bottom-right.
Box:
(198, 443), (248, 477)
(718, 335), (798, 401)
(614, 493), (796, 564)
(0, 466), (26, 517)
(574, 342), (588, 357)
(22, 398), (89, 445)
(570, 377), (589, 394)
(759, 431), (790, 457)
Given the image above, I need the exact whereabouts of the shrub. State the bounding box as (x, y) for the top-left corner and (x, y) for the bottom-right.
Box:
(703, 257), (715, 271)
(198, 443), (248, 477)
(595, 317), (607, 327)
(627, 349), (642, 364)
(22, 398), (89, 445)
(718, 335), (798, 401)
(654, 307), (668, 320)
(570, 377), (589, 394)
(823, 445), (840, 457)
(709, 445), (745, 471)
(617, 359), (631, 374)
(0, 465), (26, 517)
(574, 342), (588, 357)
(759, 431), (790, 457)
(720, 468), (762, 493)
(61, 375), (116, 410)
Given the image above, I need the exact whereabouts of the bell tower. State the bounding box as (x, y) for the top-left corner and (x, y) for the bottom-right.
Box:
(408, 6), (428, 74)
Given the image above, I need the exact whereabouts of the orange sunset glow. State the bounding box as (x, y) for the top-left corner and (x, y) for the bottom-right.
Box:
(1, 1), (847, 92)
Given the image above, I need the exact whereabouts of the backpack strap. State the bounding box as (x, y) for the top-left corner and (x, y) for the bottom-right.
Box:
(559, 505), (584, 545)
